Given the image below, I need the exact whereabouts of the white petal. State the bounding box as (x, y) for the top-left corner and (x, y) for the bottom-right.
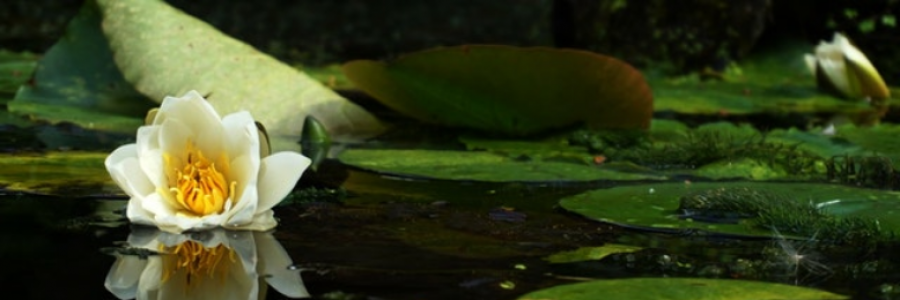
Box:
(136, 126), (167, 189)
(156, 91), (227, 159)
(154, 90), (221, 126)
(227, 154), (260, 217)
(104, 255), (148, 300)
(221, 111), (260, 163)
(125, 196), (155, 226)
(125, 226), (161, 247)
(159, 213), (211, 233)
(804, 54), (817, 76)
(246, 210), (278, 231)
(227, 185), (259, 226)
(106, 144), (154, 198)
(256, 152), (311, 212)
(228, 230), (259, 275)
(141, 193), (177, 224)
(136, 257), (163, 298)
(255, 232), (310, 298)
(817, 58), (852, 97)
(157, 118), (192, 164)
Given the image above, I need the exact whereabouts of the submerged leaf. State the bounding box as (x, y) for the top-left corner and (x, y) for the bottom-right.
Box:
(344, 45), (652, 135)
(95, 0), (384, 147)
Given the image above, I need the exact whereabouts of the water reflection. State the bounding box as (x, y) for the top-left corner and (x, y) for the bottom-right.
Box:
(103, 227), (308, 300)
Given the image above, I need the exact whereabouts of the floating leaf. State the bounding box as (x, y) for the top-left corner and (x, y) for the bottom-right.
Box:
(94, 0), (384, 146)
(517, 278), (847, 300)
(9, 0), (154, 131)
(338, 149), (664, 182)
(344, 45), (652, 136)
(559, 182), (900, 238)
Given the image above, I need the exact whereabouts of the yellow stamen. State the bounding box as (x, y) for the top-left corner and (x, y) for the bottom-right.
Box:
(164, 142), (236, 216)
(160, 241), (236, 290)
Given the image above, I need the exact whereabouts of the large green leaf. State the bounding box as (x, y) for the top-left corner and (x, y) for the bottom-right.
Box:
(517, 278), (847, 300)
(344, 45), (653, 136)
(338, 149), (664, 182)
(559, 182), (900, 238)
(9, 0), (155, 132)
(94, 0), (384, 146)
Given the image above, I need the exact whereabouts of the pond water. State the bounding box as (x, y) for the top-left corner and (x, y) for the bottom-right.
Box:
(4, 156), (899, 300)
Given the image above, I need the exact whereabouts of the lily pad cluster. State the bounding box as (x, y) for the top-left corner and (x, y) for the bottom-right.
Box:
(338, 119), (900, 184)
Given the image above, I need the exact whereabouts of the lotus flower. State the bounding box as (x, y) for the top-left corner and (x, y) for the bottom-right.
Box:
(804, 32), (890, 101)
(104, 228), (309, 299)
(105, 90), (311, 233)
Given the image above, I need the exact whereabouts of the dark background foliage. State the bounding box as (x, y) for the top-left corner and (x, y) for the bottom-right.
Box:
(2, 0), (898, 79)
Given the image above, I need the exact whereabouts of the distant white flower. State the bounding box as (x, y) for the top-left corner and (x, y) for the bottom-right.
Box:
(821, 123), (836, 136)
(804, 32), (890, 100)
(104, 228), (309, 299)
(105, 90), (311, 233)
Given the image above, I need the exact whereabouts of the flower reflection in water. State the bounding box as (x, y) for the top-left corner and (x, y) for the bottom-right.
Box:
(104, 227), (308, 300)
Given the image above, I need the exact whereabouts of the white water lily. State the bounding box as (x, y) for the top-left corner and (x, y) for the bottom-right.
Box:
(106, 90), (311, 233)
(804, 32), (890, 101)
(104, 228), (309, 299)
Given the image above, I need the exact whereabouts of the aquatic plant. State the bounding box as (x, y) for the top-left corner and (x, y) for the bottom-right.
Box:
(804, 32), (889, 102)
(826, 154), (899, 189)
(572, 128), (825, 176)
(763, 228), (833, 285)
(105, 91), (311, 233)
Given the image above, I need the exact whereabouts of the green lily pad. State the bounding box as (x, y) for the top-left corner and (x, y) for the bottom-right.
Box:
(559, 181), (900, 238)
(9, 0), (154, 131)
(338, 149), (664, 182)
(517, 278), (847, 300)
(544, 243), (643, 264)
(651, 42), (875, 116)
(96, 0), (385, 146)
(344, 45), (653, 136)
(0, 151), (119, 196)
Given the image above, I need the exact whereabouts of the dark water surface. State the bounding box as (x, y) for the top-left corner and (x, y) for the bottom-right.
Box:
(2, 164), (898, 300)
